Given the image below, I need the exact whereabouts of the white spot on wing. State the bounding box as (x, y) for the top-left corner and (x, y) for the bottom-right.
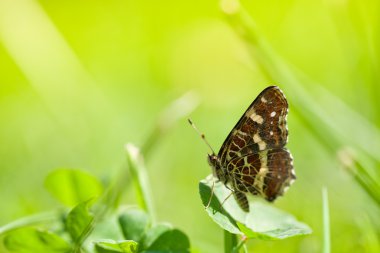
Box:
(253, 134), (261, 143)
(258, 141), (266, 150)
(270, 111), (276, 117)
(253, 152), (269, 197)
(261, 97), (267, 103)
(250, 113), (264, 124)
(246, 107), (264, 124)
(253, 134), (266, 150)
(258, 167), (268, 176)
(235, 130), (248, 136)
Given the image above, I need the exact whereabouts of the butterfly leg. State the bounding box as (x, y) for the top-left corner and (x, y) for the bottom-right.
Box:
(219, 190), (234, 211)
(233, 191), (249, 212)
(224, 183), (234, 192)
(205, 180), (215, 209)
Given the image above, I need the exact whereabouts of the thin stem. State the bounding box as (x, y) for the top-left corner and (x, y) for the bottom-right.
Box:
(0, 211), (59, 236)
(322, 187), (330, 253)
(232, 235), (247, 253)
(125, 144), (156, 223)
(224, 230), (238, 253)
(242, 243), (248, 253)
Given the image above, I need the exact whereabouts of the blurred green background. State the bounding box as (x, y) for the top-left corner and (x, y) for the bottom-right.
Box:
(1, 0), (379, 252)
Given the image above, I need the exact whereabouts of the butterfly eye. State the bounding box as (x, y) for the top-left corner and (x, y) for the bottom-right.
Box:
(207, 155), (218, 167)
(207, 155), (213, 166)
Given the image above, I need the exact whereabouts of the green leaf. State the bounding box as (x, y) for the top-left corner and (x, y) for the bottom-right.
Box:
(118, 209), (151, 242)
(199, 177), (312, 240)
(65, 198), (95, 243)
(45, 168), (103, 207)
(3, 227), (70, 253)
(198, 179), (243, 235)
(94, 239), (138, 253)
(140, 223), (172, 249)
(143, 228), (190, 253)
(224, 230), (238, 253)
(91, 215), (125, 241)
(125, 144), (155, 222)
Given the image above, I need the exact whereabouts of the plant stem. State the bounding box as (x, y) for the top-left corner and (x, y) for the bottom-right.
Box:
(224, 230), (238, 253)
(0, 211), (59, 236)
(322, 187), (330, 253)
(125, 144), (156, 223)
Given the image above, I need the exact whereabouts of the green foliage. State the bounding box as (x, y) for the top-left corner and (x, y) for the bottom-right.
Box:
(2, 158), (191, 253)
(0, 212), (59, 236)
(65, 198), (95, 243)
(45, 169), (104, 207)
(94, 240), (138, 253)
(322, 188), (331, 253)
(117, 209), (190, 253)
(3, 227), (70, 253)
(199, 178), (312, 240)
(119, 209), (151, 243)
(223, 231), (239, 253)
(143, 228), (190, 253)
(125, 145), (155, 222)
(139, 223), (172, 250)
(199, 181), (242, 235)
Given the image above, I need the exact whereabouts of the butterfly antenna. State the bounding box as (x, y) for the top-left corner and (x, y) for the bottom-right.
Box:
(188, 118), (216, 155)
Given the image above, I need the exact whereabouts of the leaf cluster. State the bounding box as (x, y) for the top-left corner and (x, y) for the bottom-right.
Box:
(1, 168), (189, 253)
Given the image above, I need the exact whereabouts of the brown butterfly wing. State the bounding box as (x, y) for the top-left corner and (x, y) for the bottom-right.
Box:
(218, 86), (289, 165)
(217, 86), (293, 212)
(226, 148), (295, 203)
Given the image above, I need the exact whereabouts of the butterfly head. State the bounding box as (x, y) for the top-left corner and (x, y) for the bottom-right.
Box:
(207, 154), (227, 182)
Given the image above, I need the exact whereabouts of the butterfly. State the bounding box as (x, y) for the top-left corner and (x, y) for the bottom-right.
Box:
(191, 86), (296, 212)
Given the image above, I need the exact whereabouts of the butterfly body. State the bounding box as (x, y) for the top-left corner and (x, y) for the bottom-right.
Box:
(207, 154), (226, 183)
(209, 86), (296, 212)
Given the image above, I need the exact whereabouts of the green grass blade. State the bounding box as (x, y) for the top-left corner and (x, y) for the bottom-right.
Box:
(322, 187), (330, 253)
(0, 211), (60, 236)
(125, 144), (156, 223)
(339, 149), (380, 207)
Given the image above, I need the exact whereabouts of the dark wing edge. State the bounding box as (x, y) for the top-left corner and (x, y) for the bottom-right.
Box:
(218, 86), (289, 164)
